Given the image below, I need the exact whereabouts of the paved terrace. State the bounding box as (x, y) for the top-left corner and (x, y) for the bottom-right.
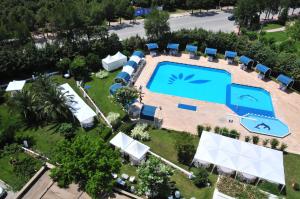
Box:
(134, 54), (300, 154)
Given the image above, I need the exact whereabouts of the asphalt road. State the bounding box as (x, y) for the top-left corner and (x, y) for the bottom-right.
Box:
(109, 11), (236, 40)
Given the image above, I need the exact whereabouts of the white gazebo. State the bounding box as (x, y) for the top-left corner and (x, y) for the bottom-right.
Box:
(124, 140), (150, 165)
(5, 80), (26, 94)
(109, 132), (134, 152)
(193, 131), (285, 192)
(59, 83), (97, 128)
(102, 51), (127, 71)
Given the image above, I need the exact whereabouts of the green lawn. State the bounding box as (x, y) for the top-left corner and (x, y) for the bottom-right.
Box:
(144, 128), (199, 170)
(264, 31), (289, 42)
(284, 153), (300, 199)
(0, 152), (42, 191)
(262, 23), (284, 31)
(85, 71), (125, 117)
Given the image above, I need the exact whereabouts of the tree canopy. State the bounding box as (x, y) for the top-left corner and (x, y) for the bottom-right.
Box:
(137, 156), (173, 198)
(144, 10), (170, 40)
(50, 134), (121, 198)
(287, 20), (300, 41)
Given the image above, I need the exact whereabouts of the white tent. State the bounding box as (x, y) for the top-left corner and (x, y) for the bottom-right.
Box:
(109, 132), (134, 151)
(193, 131), (285, 186)
(5, 80), (26, 92)
(59, 83), (97, 128)
(129, 55), (141, 65)
(124, 140), (150, 165)
(122, 66), (135, 76)
(102, 51), (127, 71)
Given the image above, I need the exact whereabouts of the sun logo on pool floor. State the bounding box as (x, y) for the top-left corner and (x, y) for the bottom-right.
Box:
(168, 73), (210, 85)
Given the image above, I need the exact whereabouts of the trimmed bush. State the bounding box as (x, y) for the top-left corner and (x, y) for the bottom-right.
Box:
(176, 142), (196, 165)
(279, 143), (288, 152)
(293, 182), (300, 191)
(95, 70), (109, 79)
(270, 138), (279, 149)
(100, 126), (112, 140)
(193, 168), (209, 188)
(214, 126), (221, 134)
(131, 123), (150, 141)
(107, 112), (121, 128)
(245, 136), (251, 142)
(118, 122), (135, 134)
(205, 125), (211, 132)
(229, 129), (240, 139)
(197, 125), (204, 137)
(262, 139), (269, 147)
(252, 136), (259, 144)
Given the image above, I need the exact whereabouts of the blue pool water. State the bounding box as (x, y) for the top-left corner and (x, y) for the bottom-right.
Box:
(147, 61), (275, 117)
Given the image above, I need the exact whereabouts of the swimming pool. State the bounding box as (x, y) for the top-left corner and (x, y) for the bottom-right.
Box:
(147, 61), (275, 117)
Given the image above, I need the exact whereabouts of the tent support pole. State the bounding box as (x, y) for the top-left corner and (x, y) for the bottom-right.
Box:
(280, 184), (285, 193)
(255, 178), (260, 186)
(211, 164), (216, 174)
(235, 171), (238, 179)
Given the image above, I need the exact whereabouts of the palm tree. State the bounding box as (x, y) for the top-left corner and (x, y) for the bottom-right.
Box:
(9, 90), (39, 123)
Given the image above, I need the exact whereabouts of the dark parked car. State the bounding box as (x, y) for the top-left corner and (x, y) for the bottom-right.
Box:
(0, 187), (7, 199)
(228, 14), (235, 21)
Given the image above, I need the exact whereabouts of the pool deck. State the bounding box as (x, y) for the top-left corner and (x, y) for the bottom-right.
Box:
(134, 54), (300, 154)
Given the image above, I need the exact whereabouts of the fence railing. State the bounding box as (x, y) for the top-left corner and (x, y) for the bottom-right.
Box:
(77, 84), (112, 128)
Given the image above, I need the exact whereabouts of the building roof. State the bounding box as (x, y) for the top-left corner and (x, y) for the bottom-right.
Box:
(125, 60), (138, 70)
(277, 74), (294, 86)
(109, 132), (134, 150)
(225, 51), (237, 59)
(132, 50), (144, 58)
(59, 83), (96, 124)
(186, 44), (198, 53)
(239, 55), (253, 65)
(146, 43), (159, 50)
(256, 64), (271, 75)
(193, 131), (285, 185)
(5, 80), (26, 91)
(129, 55), (141, 65)
(122, 66), (135, 76)
(141, 105), (157, 121)
(204, 48), (217, 56)
(109, 83), (123, 95)
(124, 140), (150, 160)
(115, 72), (131, 83)
(167, 43), (179, 50)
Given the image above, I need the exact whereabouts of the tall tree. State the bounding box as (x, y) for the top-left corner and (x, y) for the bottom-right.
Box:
(144, 10), (170, 40)
(287, 20), (300, 41)
(186, 0), (200, 14)
(50, 135), (121, 198)
(137, 156), (173, 198)
(102, 0), (115, 26)
(116, 0), (129, 24)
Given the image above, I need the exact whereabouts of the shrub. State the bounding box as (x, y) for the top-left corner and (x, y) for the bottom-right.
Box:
(176, 140), (196, 165)
(193, 168), (209, 188)
(0, 88), (5, 104)
(214, 126), (221, 134)
(57, 123), (75, 140)
(252, 136), (259, 144)
(270, 138), (279, 149)
(262, 139), (269, 147)
(205, 125), (211, 132)
(107, 112), (121, 128)
(99, 125), (112, 140)
(279, 143), (288, 152)
(197, 125), (204, 137)
(118, 122), (135, 134)
(95, 70), (109, 79)
(229, 129), (240, 139)
(293, 182), (300, 191)
(131, 123), (150, 141)
(56, 57), (71, 73)
(245, 136), (251, 142)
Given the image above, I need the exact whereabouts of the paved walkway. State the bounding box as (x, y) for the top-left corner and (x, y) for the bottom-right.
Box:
(266, 27), (286, 32)
(135, 54), (300, 154)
